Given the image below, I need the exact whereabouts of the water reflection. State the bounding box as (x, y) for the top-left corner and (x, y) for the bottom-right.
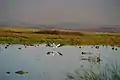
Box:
(46, 51), (63, 56)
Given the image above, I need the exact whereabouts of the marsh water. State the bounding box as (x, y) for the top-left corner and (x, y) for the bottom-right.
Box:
(0, 44), (120, 80)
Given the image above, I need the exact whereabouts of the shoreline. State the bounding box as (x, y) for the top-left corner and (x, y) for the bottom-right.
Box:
(0, 27), (120, 46)
(0, 36), (119, 46)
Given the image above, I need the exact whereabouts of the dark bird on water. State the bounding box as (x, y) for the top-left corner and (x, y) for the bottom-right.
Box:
(6, 72), (11, 74)
(95, 46), (99, 49)
(15, 70), (28, 75)
(30, 44), (34, 46)
(96, 56), (101, 62)
(46, 43), (52, 47)
(81, 52), (93, 55)
(112, 47), (114, 50)
(57, 52), (63, 56)
(5, 46), (8, 49)
(18, 47), (22, 50)
(8, 43), (11, 45)
(81, 52), (87, 55)
(46, 52), (53, 55)
(6, 44), (9, 47)
(46, 51), (63, 56)
(115, 48), (117, 51)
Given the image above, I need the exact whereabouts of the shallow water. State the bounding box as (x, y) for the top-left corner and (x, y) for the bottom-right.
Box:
(0, 44), (120, 80)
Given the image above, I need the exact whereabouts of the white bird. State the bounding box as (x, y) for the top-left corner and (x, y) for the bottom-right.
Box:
(46, 43), (63, 49)
(80, 52), (101, 65)
(88, 52), (101, 64)
(46, 43), (63, 56)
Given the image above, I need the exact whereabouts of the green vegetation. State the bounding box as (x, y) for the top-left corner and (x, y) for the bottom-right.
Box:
(0, 27), (120, 45)
(66, 63), (120, 80)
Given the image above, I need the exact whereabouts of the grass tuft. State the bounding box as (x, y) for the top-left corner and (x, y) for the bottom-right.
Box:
(66, 63), (120, 80)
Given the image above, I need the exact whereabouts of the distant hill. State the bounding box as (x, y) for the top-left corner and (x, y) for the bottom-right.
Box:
(95, 26), (120, 33)
(0, 22), (120, 33)
(52, 23), (120, 33)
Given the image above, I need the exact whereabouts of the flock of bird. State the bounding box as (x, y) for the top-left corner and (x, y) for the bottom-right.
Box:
(6, 70), (28, 75)
(78, 45), (119, 65)
(0, 43), (119, 58)
(80, 51), (101, 65)
(0, 43), (119, 75)
(46, 43), (63, 56)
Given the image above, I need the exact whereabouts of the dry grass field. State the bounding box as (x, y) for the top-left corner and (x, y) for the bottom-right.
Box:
(0, 27), (120, 46)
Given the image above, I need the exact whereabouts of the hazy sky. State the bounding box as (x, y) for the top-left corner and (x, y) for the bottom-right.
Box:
(0, 0), (120, 25)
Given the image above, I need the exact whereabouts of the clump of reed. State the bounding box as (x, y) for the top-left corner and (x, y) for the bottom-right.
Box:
(66, 62), (120, 80)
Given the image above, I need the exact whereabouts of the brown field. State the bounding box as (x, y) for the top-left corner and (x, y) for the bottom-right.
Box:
(0, 27), (120, 45)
